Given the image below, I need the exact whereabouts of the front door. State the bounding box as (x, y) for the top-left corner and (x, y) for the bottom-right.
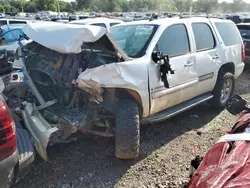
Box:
(149, 23), (198, 115)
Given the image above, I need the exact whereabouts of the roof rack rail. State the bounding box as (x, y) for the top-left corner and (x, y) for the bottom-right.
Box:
(179, 15), (224, 19)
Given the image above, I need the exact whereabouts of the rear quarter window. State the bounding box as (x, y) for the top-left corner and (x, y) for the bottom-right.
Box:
(215, 22), (241, 46)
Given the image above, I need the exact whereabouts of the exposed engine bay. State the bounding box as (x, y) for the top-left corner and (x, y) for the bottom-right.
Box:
(5, 35), (123, 154)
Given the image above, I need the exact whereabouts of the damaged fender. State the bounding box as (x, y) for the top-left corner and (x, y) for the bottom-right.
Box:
(77, 59), (150, 117)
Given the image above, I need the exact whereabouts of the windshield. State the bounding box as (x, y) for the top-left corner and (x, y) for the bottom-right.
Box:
(111, 24), (157, 58)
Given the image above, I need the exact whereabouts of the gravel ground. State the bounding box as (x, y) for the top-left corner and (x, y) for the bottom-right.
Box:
(13, 69), (250, 188)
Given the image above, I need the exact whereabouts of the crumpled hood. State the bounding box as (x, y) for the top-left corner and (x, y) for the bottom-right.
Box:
(23, 22), (129, 60)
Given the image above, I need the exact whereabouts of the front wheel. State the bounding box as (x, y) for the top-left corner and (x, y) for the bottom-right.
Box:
(210, 72), (235, 109)
(115, 99), (140, 159)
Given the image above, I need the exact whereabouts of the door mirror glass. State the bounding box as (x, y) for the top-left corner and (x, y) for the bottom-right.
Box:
(152, 51), (162, 63)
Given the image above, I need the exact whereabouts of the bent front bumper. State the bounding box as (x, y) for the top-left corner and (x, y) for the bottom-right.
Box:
(21, 102), (58, 160)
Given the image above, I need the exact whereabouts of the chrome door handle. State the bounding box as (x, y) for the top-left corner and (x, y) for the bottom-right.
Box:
(213, 55), (220, 59)
(184, 61), (194, 67)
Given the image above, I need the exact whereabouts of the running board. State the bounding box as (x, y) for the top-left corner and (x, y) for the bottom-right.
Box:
(141, 94), (213, 124)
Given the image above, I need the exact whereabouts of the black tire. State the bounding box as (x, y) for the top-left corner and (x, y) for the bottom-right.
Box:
(210, 72), (235, 109)
(115, 99), (140, 159)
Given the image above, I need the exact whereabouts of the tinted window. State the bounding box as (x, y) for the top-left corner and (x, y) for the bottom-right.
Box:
(91, 23), (106, 28)
(110, 23), (120, 27)
(216, 23), (241, 46)
(158, 24), (190, 57)
(192, 23), (215, 51)
(0, 20), (7, 27)
(9, 20), (27, 24)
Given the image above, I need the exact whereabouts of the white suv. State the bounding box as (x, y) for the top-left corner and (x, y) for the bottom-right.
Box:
(10, 18), (244, 160)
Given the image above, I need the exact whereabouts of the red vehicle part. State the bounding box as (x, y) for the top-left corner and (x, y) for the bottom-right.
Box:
(0, 98), (16, 161)
(187, 113), (250, 188)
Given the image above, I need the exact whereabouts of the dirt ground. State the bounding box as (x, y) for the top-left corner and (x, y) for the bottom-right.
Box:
(13, 69), (250, 188)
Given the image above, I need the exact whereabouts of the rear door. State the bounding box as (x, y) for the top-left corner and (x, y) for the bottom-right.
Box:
(191, 21), (219, 96)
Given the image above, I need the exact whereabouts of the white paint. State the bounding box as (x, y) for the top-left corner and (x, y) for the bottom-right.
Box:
(23, 22), (107, 54)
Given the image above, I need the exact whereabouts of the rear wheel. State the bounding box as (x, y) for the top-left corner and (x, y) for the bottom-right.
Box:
(115, 99), (140, 159)
(210, 72), (235, 109)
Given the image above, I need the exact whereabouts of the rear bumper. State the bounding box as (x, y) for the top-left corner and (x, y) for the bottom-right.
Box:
(235, 62), (245, 78)
(0, 150), (18, 188)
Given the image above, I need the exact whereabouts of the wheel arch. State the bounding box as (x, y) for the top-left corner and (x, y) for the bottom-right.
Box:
(218, 62), (235, 75)
(115, 88), (143, 117)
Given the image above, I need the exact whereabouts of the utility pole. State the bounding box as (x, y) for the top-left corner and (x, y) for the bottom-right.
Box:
(21, 0), (24, 13)
(57, 0), (61, 20)
(189, 6), (192, 16)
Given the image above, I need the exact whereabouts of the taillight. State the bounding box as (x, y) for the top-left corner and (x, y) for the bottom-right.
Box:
(242, 42), (246, 62)
(0, 99), (16, 161)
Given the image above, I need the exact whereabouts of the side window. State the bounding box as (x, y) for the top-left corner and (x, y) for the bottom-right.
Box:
(158, 24), (190, 57)
(192, 23), (215, 51)
(110, 23), (120, 27)
(9, 21), (27, 24)
(0, 21), (7, 27)
(216, 22), (241, 46)
(91, 23), (107, 28)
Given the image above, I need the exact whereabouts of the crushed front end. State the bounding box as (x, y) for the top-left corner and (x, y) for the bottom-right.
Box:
(5, 23), (127, 160)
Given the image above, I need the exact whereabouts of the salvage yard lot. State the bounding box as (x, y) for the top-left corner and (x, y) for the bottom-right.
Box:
(14, 69), (250, 188)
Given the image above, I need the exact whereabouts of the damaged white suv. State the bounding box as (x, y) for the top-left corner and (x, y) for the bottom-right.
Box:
(7, 18), (244, 160)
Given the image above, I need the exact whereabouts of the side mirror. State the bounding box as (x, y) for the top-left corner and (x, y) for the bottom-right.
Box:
(226, 95), (247, 115)
(152, 51), (163, 63)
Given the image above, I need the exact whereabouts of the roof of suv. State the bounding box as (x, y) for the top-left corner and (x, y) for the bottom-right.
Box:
(116, 17), (232, 26)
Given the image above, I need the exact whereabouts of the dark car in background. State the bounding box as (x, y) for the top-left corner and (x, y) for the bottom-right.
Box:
(237, 23), (250, 64)
(227, 15), (242, 24)
(242, 17), (250, 23)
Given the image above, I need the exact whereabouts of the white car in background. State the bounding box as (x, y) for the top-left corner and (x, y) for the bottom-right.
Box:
(69, 17), (124, 29)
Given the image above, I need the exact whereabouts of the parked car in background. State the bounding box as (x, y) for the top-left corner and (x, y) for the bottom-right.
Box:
(237, 23), (250, 64)
(227, 15), (242, 24)
(0, 76), (34, 188)
(0, 18), (33, 27)
(241, 17), (250, 23)
(68, 17), (124, 29)
(68, 14), (90, 22)
(51, 17), (69, 23)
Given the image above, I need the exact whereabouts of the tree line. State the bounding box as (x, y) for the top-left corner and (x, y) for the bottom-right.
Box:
(1, 0), (250, 14)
